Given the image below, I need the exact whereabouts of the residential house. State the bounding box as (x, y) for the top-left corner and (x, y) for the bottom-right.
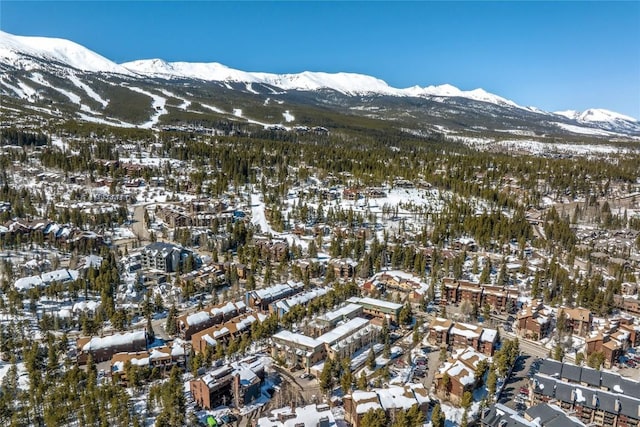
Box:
(77, 330), (147, 364)
(435, 347), (488, 405)
(271, 330), (326, 372)
(517, 301), (552, 340)
(347, 296), (403, 324)
(344, 385), (430, 427)
(246, 281), (304, 312)
(428, 317), (453, 346)
(441, 277), (518, 313)
(450, 322), (497, 356)
(306, 303), (364, 337)
(564, 307), (593, 337)
(191, 312), (263, 354)
(140, 242), (196, 273)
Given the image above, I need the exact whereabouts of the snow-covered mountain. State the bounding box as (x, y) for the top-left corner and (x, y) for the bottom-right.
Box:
(1, 30), (639, 139)
(554, 109), (640, 133)
(0, 30), (132, 75)
(121, 58), (522, 107)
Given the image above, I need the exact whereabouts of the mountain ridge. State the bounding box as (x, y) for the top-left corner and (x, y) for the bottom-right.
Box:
(1, 30), (639, 139)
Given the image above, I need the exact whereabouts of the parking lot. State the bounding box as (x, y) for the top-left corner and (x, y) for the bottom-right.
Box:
(499, 354), (538, 413)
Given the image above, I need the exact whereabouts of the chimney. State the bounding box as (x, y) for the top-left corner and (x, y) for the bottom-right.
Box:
(481, 407), (491, 419)
(592, 394), (599, 407)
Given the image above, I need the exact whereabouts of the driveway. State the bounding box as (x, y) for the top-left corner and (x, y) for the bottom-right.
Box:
(499, 354), (538, 411)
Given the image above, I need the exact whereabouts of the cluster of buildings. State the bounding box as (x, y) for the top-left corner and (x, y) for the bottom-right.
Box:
(14, 267), (79, 291)
(270, 297), (402, 374)
(517, 301), (640, 368)
(343, 385), (430, 427)
(435, 347), (488, 405)
(517, 302), (592, 339)
(0, 218), (104, 250)
(362, 270), (429, 303)
(176, 300), (248, 339)
(110, 339), (187, 382)
(428, 317), (498, 356)
(272, 317), (379, 374)
(441, 278), (519, 313)
(530, 359), (640, 427)
(155, 199), (231, 228)
(190, 356), (266, 409)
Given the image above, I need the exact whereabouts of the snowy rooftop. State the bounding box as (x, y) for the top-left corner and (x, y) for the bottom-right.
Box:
(253, 281), (303, 300)
(348, 296), (402, 311)
(272, 330), (322, 349)
(14, 268), (79, 290)
(256, 403), (336, 427)
(82, 330), (146, 351)
(316, 303), (362, 324)
(480, 328), (498, 342)
(377, 386), (419, 410)
(317, 317), (369, 345)
(450, 322), (482, 339)
(185, 311), (211, 327)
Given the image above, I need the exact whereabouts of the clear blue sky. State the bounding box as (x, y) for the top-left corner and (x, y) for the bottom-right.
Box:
(2, 1), (639, 118)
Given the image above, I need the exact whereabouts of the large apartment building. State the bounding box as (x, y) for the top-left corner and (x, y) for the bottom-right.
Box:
(531, 360), (640, 427)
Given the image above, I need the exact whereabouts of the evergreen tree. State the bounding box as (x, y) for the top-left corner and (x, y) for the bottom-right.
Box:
(357, 371), (368, 390)
(431, 403), (445, 427)
(165, 305), (178, 335)
(487, 368), (497, 398)
(367, 348), (377, 370)
(361, 408), (388, 427)
(319, 358), (334, 394)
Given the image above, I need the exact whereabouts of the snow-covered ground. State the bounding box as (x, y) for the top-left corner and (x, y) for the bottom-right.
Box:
(68, 72), (109, 108)
(126, 86), (167, 129)
(0, 361), (29, 390)
(283, 110), (295, 122)
(159, 88), (190, 110)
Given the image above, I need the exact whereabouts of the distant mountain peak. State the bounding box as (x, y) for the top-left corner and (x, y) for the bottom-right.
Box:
(555, 108), (638, 124)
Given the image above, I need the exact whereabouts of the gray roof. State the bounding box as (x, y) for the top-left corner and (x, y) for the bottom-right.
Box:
(538, 360), (640, 400)
(539, 359), (562, 377)
(524, 404), (585, 427)
(621, 378), (640, 399)
(524, 404), (561, 424)
(534, 374), (556, 397)
(601, 371), (620, 390)
(579, 367), (601, 387)
(481, 404), (534, 427)
(618, 394), (640, 419)
(561, 363), (582, 382)
(554, 381), (573, 403)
